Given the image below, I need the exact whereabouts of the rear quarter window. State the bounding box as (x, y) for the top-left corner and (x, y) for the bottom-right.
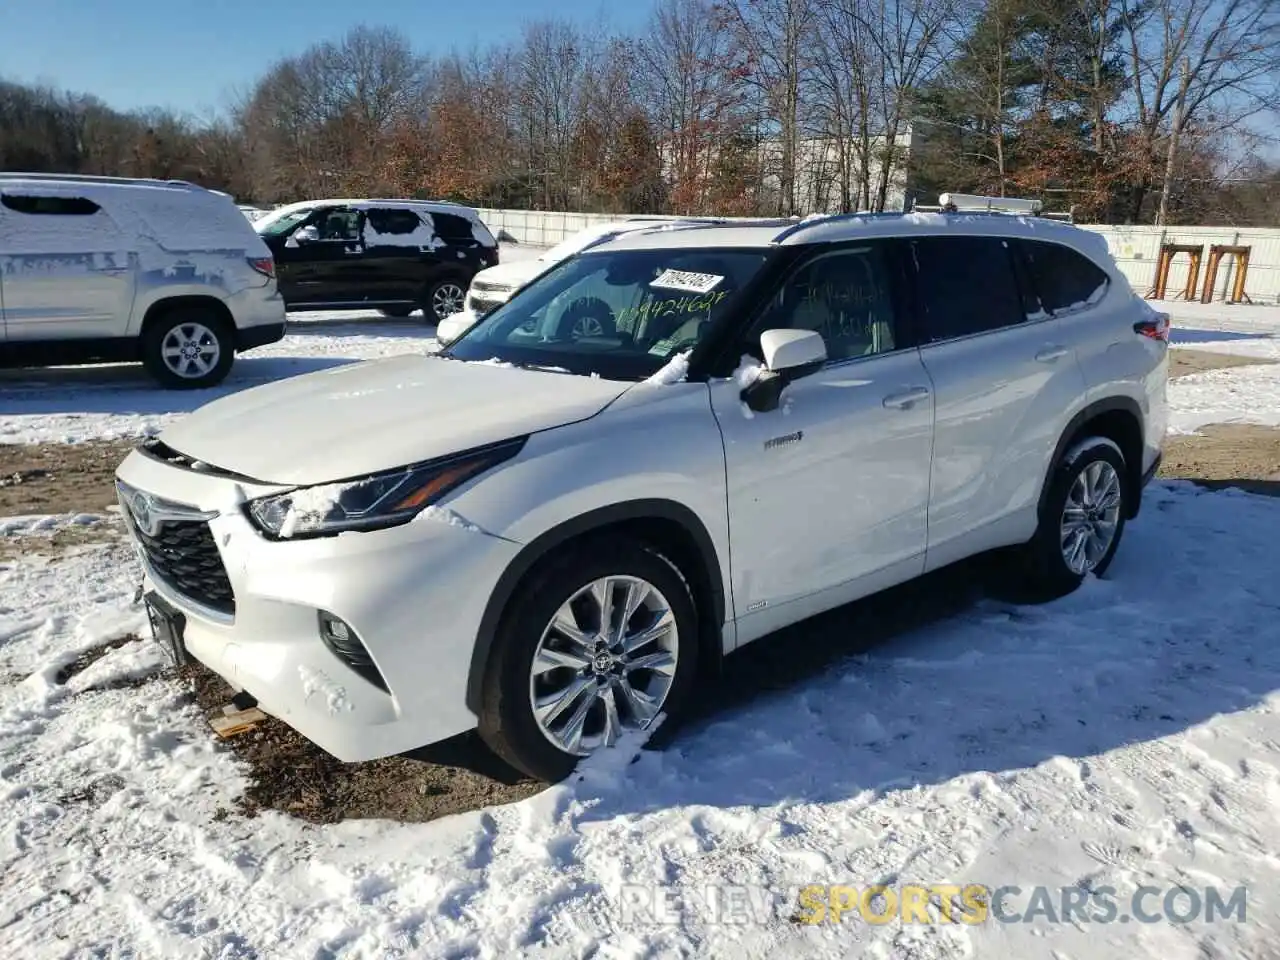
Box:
(1021, 240), (1110, 315)
(431, 211), (493, 247)
(1, 194), (100, 215)
(0, 191), (128, 254)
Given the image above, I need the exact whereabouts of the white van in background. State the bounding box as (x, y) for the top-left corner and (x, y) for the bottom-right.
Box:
(0, 173), (286, 388)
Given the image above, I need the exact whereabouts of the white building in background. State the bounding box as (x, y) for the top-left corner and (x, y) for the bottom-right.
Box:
(757, 124), (923, 216)
(653, 124), (927, 217)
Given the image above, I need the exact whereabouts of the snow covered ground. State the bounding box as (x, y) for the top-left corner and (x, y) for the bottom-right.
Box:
(1167, 305), (1280, 435)
(2, 300), (1280, 958)
(4, 481), (1280, 958)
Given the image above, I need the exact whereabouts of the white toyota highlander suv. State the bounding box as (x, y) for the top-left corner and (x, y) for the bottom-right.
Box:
(116, 212), (1169, 781)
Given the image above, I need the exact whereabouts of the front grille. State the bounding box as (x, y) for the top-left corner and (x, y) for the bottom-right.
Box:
(469, 294), (506, 315)
(470, 279), (512, 294)
(134, 518), (236, 616)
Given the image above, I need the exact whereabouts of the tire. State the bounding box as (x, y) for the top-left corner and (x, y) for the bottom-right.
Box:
(478, 537), (700, 782)
(422, 278), (468, 323)
(141, 307), (235, 390)
(379, 306), (413, 318)
(1019, 437), (1128, 596)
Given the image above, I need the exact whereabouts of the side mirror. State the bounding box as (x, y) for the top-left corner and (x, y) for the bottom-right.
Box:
(290, 224), (320, 246)
(741, 328), (827, 414)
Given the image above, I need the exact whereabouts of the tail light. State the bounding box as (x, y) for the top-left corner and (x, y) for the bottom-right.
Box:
(247, 256), (275, 280)
(1133, 312), (1170, 342)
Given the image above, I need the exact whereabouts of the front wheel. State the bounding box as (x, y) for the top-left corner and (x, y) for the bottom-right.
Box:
(478, 539), (699, 781)
(141, 308), (235, 389)
(1020, 437), (1128, 595)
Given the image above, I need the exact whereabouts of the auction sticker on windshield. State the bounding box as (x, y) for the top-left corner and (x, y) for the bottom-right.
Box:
(651, 269), (723, 294)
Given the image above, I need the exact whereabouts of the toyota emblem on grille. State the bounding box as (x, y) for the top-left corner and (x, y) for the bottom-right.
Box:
(130, 490), (161, 536)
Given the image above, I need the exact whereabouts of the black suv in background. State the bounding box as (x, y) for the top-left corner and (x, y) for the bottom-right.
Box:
(253, 199), (499, 321)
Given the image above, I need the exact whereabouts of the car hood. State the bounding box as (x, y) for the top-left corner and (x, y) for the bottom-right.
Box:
(157, 354), (631, 485)
(471, 259), (547, 290)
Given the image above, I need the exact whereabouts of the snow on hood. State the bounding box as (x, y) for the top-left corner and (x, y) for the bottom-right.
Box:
(156, 354), (632, 486)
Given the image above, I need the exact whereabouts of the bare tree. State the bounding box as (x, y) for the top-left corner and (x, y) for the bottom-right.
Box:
(811, 0), (876, 210)
(1119, 0), (1280, 223)
(637, 0), (743, 212)
(718, 0), (819, 214)
(863, 0), (959, 209)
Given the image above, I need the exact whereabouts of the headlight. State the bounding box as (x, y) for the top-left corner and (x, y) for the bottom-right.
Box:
(244, 439), (525, 539)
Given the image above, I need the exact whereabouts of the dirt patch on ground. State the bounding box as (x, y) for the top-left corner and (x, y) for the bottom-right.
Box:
(1159, 424), (1280, 497)
(0, 441), (134, 559)
(0, 440), (134, 515)
(1170, 349), (1275, 379)
(183, 662), (542, 825)
(0, 520), (124, 562)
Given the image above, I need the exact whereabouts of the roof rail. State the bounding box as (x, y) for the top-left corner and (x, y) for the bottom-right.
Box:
(771, 211), (906, 244)
(0, 172), (198, 187)
(910, 205), (1075, 225)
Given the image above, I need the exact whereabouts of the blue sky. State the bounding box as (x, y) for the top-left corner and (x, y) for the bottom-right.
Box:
(1, 0), (645, 116)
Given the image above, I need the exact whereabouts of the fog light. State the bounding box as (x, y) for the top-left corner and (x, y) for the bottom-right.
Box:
(321, 614), (351, 643)
(317, 611), (389, 693)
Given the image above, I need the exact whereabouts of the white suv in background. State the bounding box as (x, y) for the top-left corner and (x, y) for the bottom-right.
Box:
(0, 173), (286, 388)
(116, 211), (1168, 781)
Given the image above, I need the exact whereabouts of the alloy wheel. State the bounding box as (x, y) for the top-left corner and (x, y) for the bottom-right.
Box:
(1060, 460), (1123, 575)
(431, 283), (466, 320)
(528, 575), (679, 756)
(570, 316), (606, 339)
(160, 322), (221, 379)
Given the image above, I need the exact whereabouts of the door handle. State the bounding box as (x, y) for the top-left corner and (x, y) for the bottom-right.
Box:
(1035, 345), (1069, 362)
(882, 386), (931, 409)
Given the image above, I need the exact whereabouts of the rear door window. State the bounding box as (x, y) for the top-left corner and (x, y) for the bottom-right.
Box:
(911, 237), (1026, 342)
(1020, 240), (1110, 315)
(365, 207), (425, 236)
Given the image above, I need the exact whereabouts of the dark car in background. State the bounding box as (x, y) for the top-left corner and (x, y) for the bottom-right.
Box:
(253, 199), (499, 321)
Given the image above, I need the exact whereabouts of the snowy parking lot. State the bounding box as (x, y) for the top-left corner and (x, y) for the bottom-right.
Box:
(3, 298), (1280, 958)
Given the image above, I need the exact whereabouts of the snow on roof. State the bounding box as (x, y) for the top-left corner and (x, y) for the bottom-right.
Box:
(253, 198), (495, 246)
(0, 175), (266, 254)
(259, 198), (482, 221)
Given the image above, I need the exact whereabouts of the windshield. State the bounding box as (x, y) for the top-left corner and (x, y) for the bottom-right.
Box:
(255, 208), (313, 237)
(445, 247), (771, 380)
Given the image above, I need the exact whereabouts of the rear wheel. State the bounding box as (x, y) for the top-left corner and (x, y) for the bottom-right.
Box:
(141, 307), (235, 389)
(423, 279), (467, 323)
(1019, 437), (1128, 595)
(478, 538), (699, 781)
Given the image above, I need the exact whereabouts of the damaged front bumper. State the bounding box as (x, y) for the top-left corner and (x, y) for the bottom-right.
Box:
(116, 448), (521, 762)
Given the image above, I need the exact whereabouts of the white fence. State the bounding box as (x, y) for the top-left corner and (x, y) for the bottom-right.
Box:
(480, 207), (1280, 306)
